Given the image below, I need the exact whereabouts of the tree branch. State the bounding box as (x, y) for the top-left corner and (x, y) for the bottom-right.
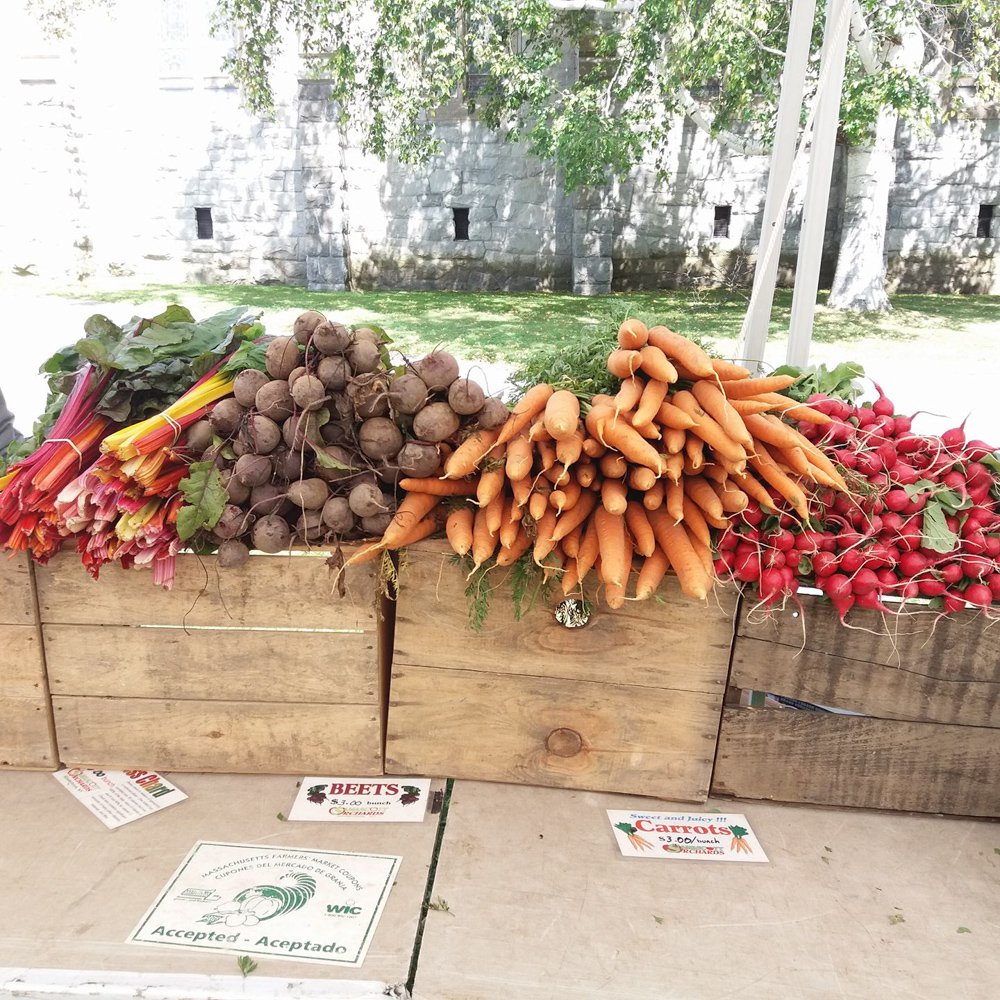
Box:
(849, 0), (882, 74)
(675, 86), (768, 156)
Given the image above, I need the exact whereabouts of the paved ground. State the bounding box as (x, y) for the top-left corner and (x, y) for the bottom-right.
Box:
(1, 772), (998, 999)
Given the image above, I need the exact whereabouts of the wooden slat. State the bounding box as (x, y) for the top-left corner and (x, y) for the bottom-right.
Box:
(35, 550), (377, 630)
(713, 708), (1000, 818)
(394, 542), (736, 693)
(53, 697), (383, 775)
(733, 595), (1000, 727)
(0, 553), (38, 625)
(732, 634), (1000, 728)
(739, 595), (995, 673)
(386, 665), (720, 801)
(0, 624), (57, 769)
(44, 624), (377, 703)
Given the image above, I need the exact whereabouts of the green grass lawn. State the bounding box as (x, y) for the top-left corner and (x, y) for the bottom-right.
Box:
(65, 284), (1000, 365)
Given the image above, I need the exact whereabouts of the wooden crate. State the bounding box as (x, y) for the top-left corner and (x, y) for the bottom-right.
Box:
(385, 541), (737, 800)
(35, 548), (387, 775)
(0, 553), (58, 769)
(713, 596), (1000, 817)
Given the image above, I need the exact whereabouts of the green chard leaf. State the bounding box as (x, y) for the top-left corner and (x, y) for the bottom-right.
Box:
(176, 462), (227, 541)
(921, 502), (959, 554)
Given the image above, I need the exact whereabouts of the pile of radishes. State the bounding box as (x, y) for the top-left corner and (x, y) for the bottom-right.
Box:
(716, 384), (1000, 618)
(185, 311), (506, 566)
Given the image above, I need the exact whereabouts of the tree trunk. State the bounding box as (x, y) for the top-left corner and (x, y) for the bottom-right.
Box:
(827, 107), (898, 312)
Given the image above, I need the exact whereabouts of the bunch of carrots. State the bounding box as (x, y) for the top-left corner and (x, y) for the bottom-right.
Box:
(348, 320), (852, 607)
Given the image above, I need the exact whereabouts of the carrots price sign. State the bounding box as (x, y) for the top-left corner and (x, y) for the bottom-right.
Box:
(607, 811), (768, 863)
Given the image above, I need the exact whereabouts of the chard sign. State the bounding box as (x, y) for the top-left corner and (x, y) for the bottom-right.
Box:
(129, 842), (400, 966)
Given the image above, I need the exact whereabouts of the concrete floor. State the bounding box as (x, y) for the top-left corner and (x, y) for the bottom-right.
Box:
(1, 772), (998, 999)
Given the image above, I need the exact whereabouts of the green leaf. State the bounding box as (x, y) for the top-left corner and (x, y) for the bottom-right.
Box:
(957, 926), (972, 934)
(614, 822), (637, 835)
(921, 502), (959, 554)
(176, 462), (227, 541)
(236, 955), (258, 978)
(312, 446), (354, 471)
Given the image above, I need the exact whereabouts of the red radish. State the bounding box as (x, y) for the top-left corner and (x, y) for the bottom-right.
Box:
(741, 506), (763, 527)
(840, 549), (865, 574)
(881, 511), (904, 534)
(851, 568), (880, 596)
(940, 419), (968, 450)
(962, 582), (993, 608)
(899, 551), (930, 578)
(891, 463), (919, 486)
(876, 568), (898, 589)
(772, 529), (796, 552)
(918, 577), (947, 597)
(984, 536), (1000, 558)
(812, 551), (838, 577)
(939, 562), (963, 585)
(872, 394), (894, 418)
(855, 591), (889, 612)
(759, 567), (790, 603)
(898, 580), (920, 599)
(715, 553), (735, 574)
(734, 549), (762, 583)
(988, 574), (1000, 601)
(963, 439), (995, 461)
(785, 549), (802, 569)
(893, 415), (912, 436)
(885, 489), (911, 513)
(764, 549), (787, 569)
(719, 532), (738, 552)
(942, 591), (967, 614)
(960, 554), (993, 578)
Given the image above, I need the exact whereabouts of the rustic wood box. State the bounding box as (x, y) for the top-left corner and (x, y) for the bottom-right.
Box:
(713, 596), (1000, 817)
(35, 549), (387, 775)
(0, 553), (58, 769)
(385, 540), (737, 800)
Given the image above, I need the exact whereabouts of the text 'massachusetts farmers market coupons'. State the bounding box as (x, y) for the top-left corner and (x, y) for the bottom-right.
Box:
(607, 811), (769, 862)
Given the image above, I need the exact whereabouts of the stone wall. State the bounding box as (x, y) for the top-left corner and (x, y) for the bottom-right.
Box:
(3, 1), (997, 295)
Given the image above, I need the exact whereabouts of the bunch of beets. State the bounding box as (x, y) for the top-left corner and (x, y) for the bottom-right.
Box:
(185, 311), (506, 566)
(715, 386), (1000, 618)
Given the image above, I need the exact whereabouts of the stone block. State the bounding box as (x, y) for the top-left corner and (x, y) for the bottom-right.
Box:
(572, 232), (613, 258)
(306, 255), (348, 291)
(428, 168), (462, 194)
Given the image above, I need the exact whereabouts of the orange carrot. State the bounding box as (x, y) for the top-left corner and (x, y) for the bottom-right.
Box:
(625, 501), (656, 557)
(754, 394), (833, 425)
(688, 525), (716, 577)
(601, 477), (628, 515)
(593, 506), (628, 587)
(582, 436), (606, 459)
(643, 478), (665, 511)
(672, 390), (748, 465)
(599, 452), (628, 479)
(576, 517), (601, 582)
(663, 427), (687, 455)
(646, 326), (715, 378)
(443, 428), (502, 478)
(575, 462), (597, 488)
(555, 430), (584, 468)
(666, 479), (684, 523)
(528, 417), (552, 443)
(446, 506), (475, 556)
(655, 399), (697, 430)
(632, 420), (662, 441)
(544, 461), (570, 486)
(495, 383), (554, 447)
(495, 525), (532, 566)
(727, 398), (775, 416)
(380, 493), (442, 548)
(607, 349), (642, 378)
(664, 452), (684, 484)
(739, 472), (780, 511)
(550, 477), (582, 514)
(499, 498), (521, 548)
(614, 376), (645, 414)
(511, 473), (532, 511)
(684, 435), (705, 472)
(562, 523), (584, 559)
(617, 318), (649, 350)
(685, 477), (725, 520)
(635, 545), (670, 600)
(477, 462), (507, 507)
(471, 504), (499, 569)
(561, 559), (581, 597)
(533, 507), (559, 564)
(505, 434), (534, 480)
(586, 406), (665, 475)
(638, 345), (679, 384)
(692, 380), (754, 449)
(720, 375), (797, 399)
(681, 496), (712, 548)
(400, 477), (477, 496)
(750, 444), (810, 519)
(543, 389), (581, 441)
(711, 358), (753, 380)
(634, 378), (669, 427)
(628, 466), (657, 492)
(536, 440), (557, 472)
(484, 491), (505, 535)
(714, 480), (749, 514)
(345, 516), (439, 565)
(604, 548), (633, 610)
(528, 489), (550, 521)
(647, 508), (710, 600)
(774, 444), (812, 477)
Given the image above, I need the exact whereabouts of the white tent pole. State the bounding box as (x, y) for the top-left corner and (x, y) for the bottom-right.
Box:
(738, 0), (818, 373)
(785, 0), (852, 367)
